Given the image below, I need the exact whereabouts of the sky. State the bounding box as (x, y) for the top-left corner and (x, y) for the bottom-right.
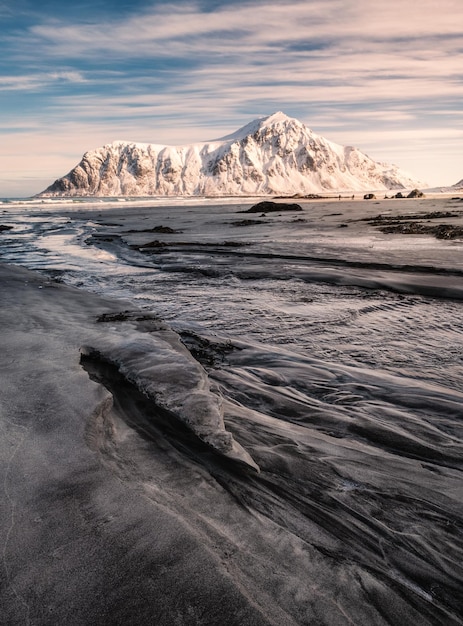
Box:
(1, 0), (462, 196)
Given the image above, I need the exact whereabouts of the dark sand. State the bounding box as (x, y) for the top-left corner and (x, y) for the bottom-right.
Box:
(0, 263), (269, 625)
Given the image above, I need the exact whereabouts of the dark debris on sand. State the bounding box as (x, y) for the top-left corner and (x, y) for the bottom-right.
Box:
(359, 210), (463, 239)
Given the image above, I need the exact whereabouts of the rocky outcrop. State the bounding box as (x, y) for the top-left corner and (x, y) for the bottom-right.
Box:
(38, 112), (425, 197)
(245, 201), (302, 213)
(407, 189), (425, 198)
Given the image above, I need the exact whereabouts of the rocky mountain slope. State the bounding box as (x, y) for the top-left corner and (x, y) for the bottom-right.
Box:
(39, 112), (424, 197)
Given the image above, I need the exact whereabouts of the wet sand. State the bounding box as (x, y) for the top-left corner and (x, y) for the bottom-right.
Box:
(0, 263), (268, 625)
(1, 197), (463, 625)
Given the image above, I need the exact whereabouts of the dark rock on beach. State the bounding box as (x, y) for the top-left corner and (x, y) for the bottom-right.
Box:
(360, 209), (463, 240)
(127, 225), (181, 234)
(245, 200), (302, 213)
(407, 188), (425, 198)
(380, 222), (463, 239)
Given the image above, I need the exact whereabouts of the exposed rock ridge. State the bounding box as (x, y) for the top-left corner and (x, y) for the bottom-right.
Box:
(39, 112), (424, 196)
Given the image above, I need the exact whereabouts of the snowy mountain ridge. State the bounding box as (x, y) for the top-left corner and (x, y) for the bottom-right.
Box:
(39, 112), (424, 197)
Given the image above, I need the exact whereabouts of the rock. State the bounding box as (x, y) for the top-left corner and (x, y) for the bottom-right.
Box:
(245, 201), (302, 213)
(129, 225), (180, 234)
(363, 193), (376, 200)
(407, 189), (425, 198)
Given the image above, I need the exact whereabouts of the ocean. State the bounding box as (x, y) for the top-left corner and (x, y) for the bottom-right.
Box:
(1, 195), (462, 624)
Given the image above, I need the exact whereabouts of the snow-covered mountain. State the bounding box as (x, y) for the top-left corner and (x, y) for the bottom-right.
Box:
(38, 112), (424, 197)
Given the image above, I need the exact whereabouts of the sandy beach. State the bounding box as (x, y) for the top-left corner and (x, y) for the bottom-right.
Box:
(1, 197), (463, 625)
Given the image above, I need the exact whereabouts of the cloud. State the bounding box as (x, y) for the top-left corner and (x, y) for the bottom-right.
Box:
(47, 70), (86, 83)
(0, 71), (86, 91)
(5, 1), (463, 107)
(18, 0), (463, 59)
(26, 2), (333, 57)
(6, 0), (461, 121)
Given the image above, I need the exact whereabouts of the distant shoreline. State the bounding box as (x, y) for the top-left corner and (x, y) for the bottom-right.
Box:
(2, 189), (462, 204)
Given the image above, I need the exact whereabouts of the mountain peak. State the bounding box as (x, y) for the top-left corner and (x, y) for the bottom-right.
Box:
(261, 111), (296, 125)
(218, 111), (302, 141)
